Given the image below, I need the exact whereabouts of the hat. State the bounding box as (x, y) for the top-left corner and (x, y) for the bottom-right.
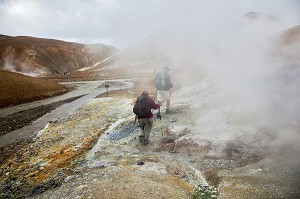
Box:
(141, 90), (149, 96)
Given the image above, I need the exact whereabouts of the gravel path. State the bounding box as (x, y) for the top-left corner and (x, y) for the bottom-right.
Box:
(0, 81), (105, 117)
(0, 80), (133, 148)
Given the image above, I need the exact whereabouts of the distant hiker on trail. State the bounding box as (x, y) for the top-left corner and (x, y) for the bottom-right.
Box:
(133, 90), (161, 145)
(154, 66), (173, 114)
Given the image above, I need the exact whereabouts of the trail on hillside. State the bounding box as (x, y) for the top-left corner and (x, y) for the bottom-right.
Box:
(0, 80), (131, 154)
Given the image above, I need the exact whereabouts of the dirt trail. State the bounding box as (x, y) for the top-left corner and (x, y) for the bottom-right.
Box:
(0, 80), (132, 168)
(0, 80), (132, 147)
(0, 95), (84, 137)
(0, 81), (113, 117)
(29, 97), (202, 199)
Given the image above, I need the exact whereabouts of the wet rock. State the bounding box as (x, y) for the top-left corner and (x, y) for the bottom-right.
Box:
(107, 121), (138, 141)
(174, 138), (211, 156)
(157, 127), (192, 152)
(137, 161), (144, 166)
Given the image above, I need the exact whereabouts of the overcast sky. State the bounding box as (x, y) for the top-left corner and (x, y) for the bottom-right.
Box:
(0, 0), (299, 50)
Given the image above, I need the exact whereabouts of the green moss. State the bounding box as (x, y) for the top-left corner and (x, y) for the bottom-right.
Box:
(194, 185), (218, 199)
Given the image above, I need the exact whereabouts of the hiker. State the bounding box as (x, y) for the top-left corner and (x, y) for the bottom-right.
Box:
(154, 66), (173, 114)
(133, 90), (161, 145)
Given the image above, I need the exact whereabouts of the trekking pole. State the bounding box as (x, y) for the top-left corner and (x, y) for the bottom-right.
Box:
(134, 115), (137, 126)
(156, 91), (163, 137)
(158, 105), (162, 120)
(158, 102), (163, 137)
(105, 84), (109, 97)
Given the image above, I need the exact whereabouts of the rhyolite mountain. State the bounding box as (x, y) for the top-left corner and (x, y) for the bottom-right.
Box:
(276, 25), (300, 62)
(0, 34), (118, 76)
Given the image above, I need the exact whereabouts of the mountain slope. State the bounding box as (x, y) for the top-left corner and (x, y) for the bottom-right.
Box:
(0, 35), (118, 76)
(273, 25), (300, 62)
(279, 25), (300, 45)
(0, 70), (68, 107)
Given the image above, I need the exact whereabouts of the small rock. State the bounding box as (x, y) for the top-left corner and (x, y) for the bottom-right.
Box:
(99, 165), (106, 169)
(137, 161), (144, 166)
(170, 118), (177, 123)
(64, 176), (74, 183)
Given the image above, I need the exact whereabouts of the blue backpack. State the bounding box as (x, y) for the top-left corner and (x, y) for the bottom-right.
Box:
(154, 72), (172, 90)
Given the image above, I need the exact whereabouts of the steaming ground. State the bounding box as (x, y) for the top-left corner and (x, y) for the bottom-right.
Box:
(1, 77), (300, 198)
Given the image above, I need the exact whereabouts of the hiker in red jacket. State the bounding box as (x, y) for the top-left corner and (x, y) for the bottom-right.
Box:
(133, 90), (161, 145)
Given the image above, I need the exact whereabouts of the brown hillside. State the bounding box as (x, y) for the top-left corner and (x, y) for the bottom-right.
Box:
(279, 25), (300, 45)
(273, 25), (300, 62)
(0, 70), (68, 107)
(0, 35), (118, 76)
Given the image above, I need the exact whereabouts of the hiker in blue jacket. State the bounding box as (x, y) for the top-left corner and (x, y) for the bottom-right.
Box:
(154, 66), (173, 114)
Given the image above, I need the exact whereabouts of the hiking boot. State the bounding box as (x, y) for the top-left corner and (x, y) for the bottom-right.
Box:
(139, 135), (144, 143)
(166, 108), (171, 114)
(143, 139), (149, 145)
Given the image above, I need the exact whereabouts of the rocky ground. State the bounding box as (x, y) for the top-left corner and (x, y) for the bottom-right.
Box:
(0, 77), (300, 199)
(0, 95), (84, 164)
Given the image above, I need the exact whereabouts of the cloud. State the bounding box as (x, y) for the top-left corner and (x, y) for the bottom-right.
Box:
(0, 0), (299, 49)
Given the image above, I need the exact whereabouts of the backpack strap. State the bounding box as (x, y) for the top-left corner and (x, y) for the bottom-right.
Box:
(134, 115), (138, 125)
